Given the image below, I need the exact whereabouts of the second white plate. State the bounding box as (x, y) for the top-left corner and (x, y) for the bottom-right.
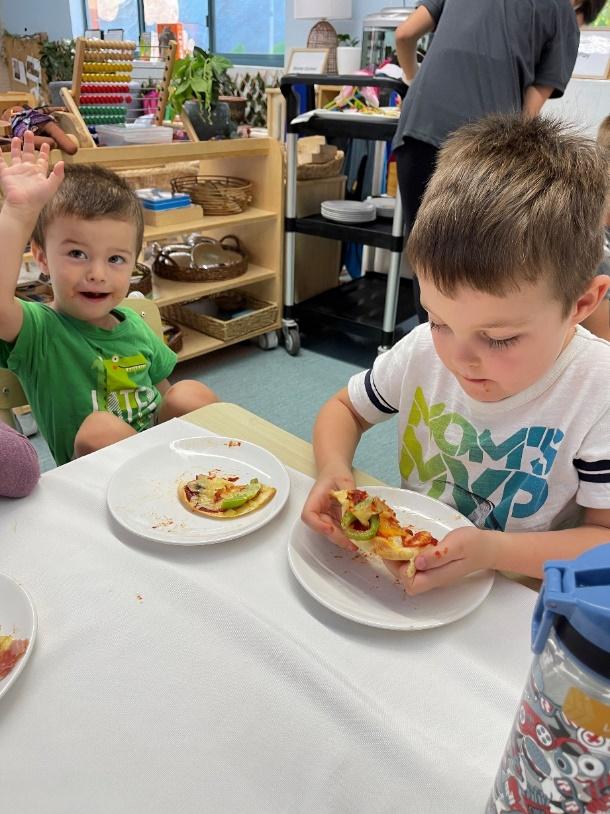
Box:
(107, 435), (290, 545)
(0, 573), (37, 699)
(288, 487), (494, 630)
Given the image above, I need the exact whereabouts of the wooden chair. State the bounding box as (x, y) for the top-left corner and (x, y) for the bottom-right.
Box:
(0, 297), (165, 427)
(0, 367), (27, 428)
(122, 295), (164, 339)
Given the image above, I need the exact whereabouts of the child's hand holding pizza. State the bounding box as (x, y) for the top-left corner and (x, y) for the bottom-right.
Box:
(386, 525), (500, 595)
(301, 468), (359, 553)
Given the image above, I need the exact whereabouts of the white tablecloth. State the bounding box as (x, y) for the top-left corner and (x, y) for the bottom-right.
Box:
(0, 419), (537, 813)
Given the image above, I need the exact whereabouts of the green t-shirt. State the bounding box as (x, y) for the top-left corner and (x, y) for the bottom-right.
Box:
(0, 301), (177, 466)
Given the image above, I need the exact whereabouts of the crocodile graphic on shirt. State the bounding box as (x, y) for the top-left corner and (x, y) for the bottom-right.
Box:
(92, 353), (157, 431)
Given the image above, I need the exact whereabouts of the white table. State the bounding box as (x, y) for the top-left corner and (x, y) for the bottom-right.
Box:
(0, 415), (537, 813)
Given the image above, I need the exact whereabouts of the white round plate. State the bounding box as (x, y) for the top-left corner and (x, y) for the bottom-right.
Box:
(321, 209), (377, 224)
(0, 573), (36, 698)
(288, 487), (494, 630)
(314, 107), (400, 122)
(321, 201), (375, 213)
(107, 436), (290, 545)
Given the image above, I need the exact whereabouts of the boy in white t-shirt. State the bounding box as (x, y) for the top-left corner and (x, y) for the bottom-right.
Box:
(302, 114), (610, 594)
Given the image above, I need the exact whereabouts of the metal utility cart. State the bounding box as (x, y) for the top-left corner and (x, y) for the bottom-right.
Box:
(280, 74), (413, 355)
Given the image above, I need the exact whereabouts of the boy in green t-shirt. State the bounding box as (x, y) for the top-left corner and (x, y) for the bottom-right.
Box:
(0, 131), (218, 466)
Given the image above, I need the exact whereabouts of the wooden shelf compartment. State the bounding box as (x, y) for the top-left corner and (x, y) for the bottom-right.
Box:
(50, 138), (274, 168)
(173, 319), (281, 362)
(151, 264), (277, 307)
(143, 207), (276, 242)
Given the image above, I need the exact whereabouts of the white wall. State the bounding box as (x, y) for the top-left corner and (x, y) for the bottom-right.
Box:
(0, 0), (73, 40)
(284, 0), (384, 52)
(545, 78), (610, 140)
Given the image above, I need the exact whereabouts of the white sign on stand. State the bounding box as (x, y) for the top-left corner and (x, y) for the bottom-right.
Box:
(286, 48), (329, 75)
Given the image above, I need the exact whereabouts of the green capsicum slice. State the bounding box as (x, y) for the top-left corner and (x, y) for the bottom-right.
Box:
(220, 478), (261, 510)
(341, 510), (380, 541)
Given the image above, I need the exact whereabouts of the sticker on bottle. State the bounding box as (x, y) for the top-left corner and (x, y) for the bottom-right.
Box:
(563, 687), (610, 738)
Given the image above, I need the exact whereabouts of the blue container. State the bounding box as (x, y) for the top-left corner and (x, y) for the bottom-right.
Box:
(487, 543), (610, 813)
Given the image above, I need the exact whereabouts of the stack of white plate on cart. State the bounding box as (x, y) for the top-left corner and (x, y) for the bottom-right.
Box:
(367, 196), (396, 219)
(320, 200), (376, 224)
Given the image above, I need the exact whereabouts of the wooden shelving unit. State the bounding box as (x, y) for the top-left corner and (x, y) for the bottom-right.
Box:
(43, 138), (284, 361)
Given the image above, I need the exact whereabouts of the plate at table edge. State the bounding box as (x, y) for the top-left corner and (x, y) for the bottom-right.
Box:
(313, 107), (400, 122)
(0, 573), (37, 699)
(288, 486), (494, 630)
(106, 435), (291, 545)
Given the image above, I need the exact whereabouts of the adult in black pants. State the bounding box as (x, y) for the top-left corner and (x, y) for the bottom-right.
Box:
(393, 0), (604, 323)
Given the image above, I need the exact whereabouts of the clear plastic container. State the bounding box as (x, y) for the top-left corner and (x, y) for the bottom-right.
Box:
(96, 124), (173, 146)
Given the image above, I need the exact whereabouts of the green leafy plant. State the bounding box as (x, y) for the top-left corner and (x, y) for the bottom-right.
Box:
(40, 39), (75, 83)
(337, 34), (360, 47)
(169, 46), (233, 119)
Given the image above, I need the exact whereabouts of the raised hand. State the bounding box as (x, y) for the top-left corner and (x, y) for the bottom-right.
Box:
(0, 131), (64, 211)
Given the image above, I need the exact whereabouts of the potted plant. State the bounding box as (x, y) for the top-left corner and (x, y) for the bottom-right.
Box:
(169, 46), (236, 140)
(336, 34), (361, 76)
(40, 39), (75, 83)
(39, 39), (76, 106)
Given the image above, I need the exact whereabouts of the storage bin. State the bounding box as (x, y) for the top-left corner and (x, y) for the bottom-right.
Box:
(162, 292), (278, 341)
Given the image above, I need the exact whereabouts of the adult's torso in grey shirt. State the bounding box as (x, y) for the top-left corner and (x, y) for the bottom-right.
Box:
(393, 0), (579, 150)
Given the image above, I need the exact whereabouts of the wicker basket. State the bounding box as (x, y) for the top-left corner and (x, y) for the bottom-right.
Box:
(162, 319), (183, 353)
(128, 262), (153, 296)
(171, 175), (253, 215)
(117, 161), (201, 191)
(162, 292), (278, 341)
(297, 151), (345, 180)
(151, 235), (248, 283)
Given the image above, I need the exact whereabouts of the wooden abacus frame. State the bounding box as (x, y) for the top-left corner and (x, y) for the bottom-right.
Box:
(60, 37), (177, 148)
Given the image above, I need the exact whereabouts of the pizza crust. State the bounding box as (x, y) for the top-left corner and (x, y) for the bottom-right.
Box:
(353, 537), (421, 576)
(178, 483), (276, 519)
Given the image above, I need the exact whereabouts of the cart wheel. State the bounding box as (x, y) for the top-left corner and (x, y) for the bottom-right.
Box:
(284, 327), (301, 356)
(256, 331), (279, 351)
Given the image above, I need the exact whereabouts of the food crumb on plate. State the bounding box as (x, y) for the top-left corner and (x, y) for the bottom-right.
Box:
(136, 594), (143, 602)
(225, 440), (241, 447)
(151, 516), (176, 529)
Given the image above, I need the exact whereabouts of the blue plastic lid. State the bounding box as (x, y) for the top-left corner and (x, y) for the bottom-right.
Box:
(532, 542), (610, 661)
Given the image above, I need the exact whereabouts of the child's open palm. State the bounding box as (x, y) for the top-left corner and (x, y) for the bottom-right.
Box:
(0, 131), (64, 210)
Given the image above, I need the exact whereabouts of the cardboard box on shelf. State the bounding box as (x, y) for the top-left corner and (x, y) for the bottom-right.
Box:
(295, 175), (346, 303)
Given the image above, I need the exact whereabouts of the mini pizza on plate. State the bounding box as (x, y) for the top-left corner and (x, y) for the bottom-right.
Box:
(179, 472), (276, 519)
(330, 488), (438, 577)
(0, 634), (29, 681)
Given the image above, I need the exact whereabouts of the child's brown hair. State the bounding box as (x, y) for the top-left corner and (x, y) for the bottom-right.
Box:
(598, 115), (610, 157)
(32, 163), (144, 254)
(407, 114), (609, 315)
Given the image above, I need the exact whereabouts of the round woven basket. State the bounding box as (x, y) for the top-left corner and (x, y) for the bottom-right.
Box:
(128, 262), (152, 296)
(151, 235), (248, 283)
(162, 320), (183, 353)
(171, 175), (253, 216)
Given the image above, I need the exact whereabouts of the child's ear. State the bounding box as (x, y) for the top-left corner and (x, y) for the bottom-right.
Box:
(571, 275), (610, 325)
(30, 241), (48, 274)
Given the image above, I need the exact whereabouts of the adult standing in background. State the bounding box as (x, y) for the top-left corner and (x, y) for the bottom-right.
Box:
(394, 0), (605, 321)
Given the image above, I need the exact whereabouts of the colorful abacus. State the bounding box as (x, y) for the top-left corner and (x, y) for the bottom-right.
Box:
(71, 38), (137, 126)
(60, 37), (177, 148)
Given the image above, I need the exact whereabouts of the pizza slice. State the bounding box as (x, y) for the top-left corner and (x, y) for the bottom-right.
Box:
(0, 634), (29, 680)
(179, 472), (276, 519)
(330, 489), (438, 577)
